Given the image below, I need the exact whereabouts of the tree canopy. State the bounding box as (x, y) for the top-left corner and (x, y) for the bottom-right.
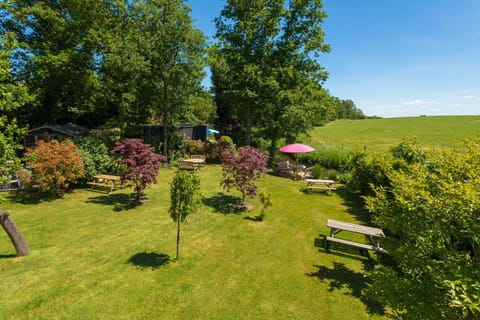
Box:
(1, 0), (206, 143)
(212, 0), (332, 161)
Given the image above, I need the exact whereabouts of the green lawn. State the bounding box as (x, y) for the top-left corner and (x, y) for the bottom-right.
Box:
(0, 165), (388, 319)
(305, 115), (480, 153)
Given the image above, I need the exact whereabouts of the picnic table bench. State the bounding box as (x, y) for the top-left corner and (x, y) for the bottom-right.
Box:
(178, 160), (199, 172)
(306, 179), (336, 193)
(87, 174), (122, 194)
(325, 219), (386, 254)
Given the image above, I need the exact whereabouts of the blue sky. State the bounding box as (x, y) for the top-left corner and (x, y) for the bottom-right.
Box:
(187, 0), (480, 118)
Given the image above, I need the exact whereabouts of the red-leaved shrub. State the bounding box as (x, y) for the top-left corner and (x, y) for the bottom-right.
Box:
(112, 138), (163, 202)
(24, 140), (85, 196)
(220, 146), (267, 203)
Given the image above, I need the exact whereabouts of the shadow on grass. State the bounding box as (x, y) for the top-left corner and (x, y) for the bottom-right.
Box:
(0, 254), (17, 259)
(128, 252), (170, 269)
(86, 193), (142, 212)
(300, 187), (336, 196)
(5, 190), (72, 205)
(335, 187), (372, 225)
(306, 261), (385, 316)
(202, 192), (243, 215)
(4, 192), (41, 205)
(244, 215), (264, 222)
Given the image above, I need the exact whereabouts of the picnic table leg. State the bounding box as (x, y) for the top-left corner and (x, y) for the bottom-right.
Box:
(326, 228), (336, 252)
(325, 238), (331, 252)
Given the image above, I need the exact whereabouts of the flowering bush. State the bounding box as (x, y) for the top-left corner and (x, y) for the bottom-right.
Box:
(24, 140), (84, 196)
(220, 146), (267, 204)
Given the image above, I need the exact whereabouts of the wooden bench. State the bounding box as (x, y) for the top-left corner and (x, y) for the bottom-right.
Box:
(178, 161), (199, 172)
(306, 179), (336, 193)
(86, 181), (114, 193)
(325, 219), (386, 254)
(326, 236), (385, 253)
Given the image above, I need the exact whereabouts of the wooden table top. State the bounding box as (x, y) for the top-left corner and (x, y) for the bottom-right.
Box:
(94, 174), (121, 181)
(327, 219), (385, 237)
(184, 158), (205, 164)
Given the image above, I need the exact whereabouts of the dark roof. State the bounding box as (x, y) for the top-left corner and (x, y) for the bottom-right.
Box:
(28, 123), (90, 137)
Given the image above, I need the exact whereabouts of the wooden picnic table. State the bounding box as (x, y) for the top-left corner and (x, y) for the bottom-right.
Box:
(178, 160), (200, 172)
(87, 174), (122, 193)
(184, 158), (205, 165)
(306, 179), (336, 193)
(325, 219), (386, 254)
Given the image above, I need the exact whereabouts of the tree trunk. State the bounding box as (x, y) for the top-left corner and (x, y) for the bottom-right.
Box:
(0, 209), (30, 256)
(162, 112), (169, 158)
(268, 134), (279, 168)
(176, 212), (181, 261)
(246, 105), (252, 146)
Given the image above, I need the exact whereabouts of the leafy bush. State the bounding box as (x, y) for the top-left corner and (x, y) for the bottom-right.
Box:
(187, 139), (205, 155)
(310, 165), (339, 180)
(348, 151), (392, 197)
(390, 136), (426, 164)
(258, 188), (272, 221)
(167, 132), (189, 161)
(365, 138), (480, 319)
(205, 135), (235, 163)
(112, 138), (163, 202)
(349, 137), (428, 197)
(218, 135), (234, 152)
(0, 118), (26, 185)
(74, 136), (113, 184)
(221, 146), (267, 204)
(23, 140), (85, 197)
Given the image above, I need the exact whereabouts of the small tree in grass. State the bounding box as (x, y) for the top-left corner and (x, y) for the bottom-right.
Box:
(169, 171), (201, 261)
(258, 188), (272, 221)
(112, 138), (164, 202)
(221, 146), (267, 209)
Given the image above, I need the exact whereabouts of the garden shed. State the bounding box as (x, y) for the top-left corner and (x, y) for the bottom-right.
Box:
(24, 123), (90, 148)
(141, 124), (207, 142)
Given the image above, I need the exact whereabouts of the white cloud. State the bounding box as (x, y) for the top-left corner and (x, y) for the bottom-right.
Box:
(401, 99), (435, 107)
(463, 95), (476, 99)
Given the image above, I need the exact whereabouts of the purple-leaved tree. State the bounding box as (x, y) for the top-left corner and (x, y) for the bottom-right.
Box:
(221, 146), (267, 207)
(112, 138), (165, 202)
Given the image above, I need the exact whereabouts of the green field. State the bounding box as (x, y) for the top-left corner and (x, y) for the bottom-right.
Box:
(0, 165), (386, 320)
(305, 115), (480, 152)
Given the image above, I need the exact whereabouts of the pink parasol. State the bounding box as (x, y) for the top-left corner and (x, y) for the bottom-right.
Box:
(279, 143), (314, 153)
(279, 143), (314, 176)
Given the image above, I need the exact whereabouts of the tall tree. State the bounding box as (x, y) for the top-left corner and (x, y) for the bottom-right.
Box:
(213, 0), (330, 161)
(101, 0), (206, 154)
(140, 0), (205, 157)
(0, 32), (32, 181)
(2, 0), (106, 126)
(3, 0), (206, 137)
